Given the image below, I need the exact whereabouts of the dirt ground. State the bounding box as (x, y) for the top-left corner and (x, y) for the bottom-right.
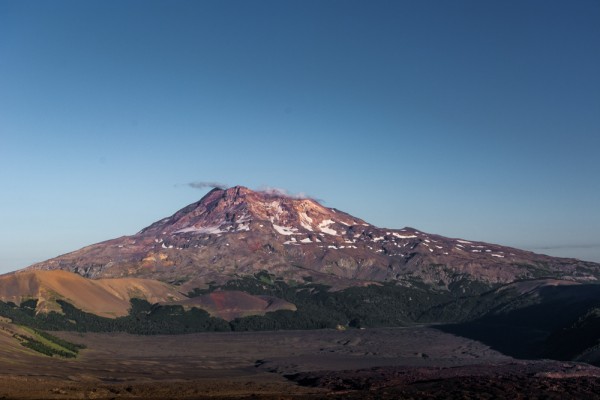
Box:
(1, 326), (599, 399)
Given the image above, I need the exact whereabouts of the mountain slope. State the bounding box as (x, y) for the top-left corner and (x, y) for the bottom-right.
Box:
(7, 186), (600, 363)
(0, 270), (296, 321)
(0, 270), (185, 318)
(28, 186), (600, 291)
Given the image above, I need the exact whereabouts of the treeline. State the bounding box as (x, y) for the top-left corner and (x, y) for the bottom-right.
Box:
(33, 328), (86, 353)
(11, 327), (85, 359)
(212, 271), (499, 330)
(0, 299), (230, 334)
(13, 333), (78, 358)
(0, 271), (501, 335)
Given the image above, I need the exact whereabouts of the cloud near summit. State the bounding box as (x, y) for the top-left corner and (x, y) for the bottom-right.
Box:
(256, 186), (322, 202)
(187, 181), (229, 190)
(183, 182), (322, 202)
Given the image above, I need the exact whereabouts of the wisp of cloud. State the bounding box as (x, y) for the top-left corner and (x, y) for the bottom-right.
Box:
(257, 186), (322, 202)
(187, 181), (229, 190)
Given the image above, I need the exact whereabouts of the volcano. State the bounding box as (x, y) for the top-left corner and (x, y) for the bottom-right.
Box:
(27, 186), (599, 291)
(1, 186), (598, 367)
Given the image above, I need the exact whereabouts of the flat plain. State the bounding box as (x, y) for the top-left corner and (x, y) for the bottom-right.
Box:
(1, 326), (600, 399)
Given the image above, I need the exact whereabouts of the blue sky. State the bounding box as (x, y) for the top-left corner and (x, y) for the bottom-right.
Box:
(1, 0), (599, 273)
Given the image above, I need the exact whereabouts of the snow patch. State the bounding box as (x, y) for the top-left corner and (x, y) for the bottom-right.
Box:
(299, 212), (314, 231)
(236, 223), (250, 231)
(175, 225), (224, 235)
(236, 214), (251, 223)
(267, 201), (285, 223)
(318, 219), (338, 236)
(300, 237), (312, 243)
(393, 233), (418, 239)
(300, 221), (313, 231)
(273, 224), (298, 235)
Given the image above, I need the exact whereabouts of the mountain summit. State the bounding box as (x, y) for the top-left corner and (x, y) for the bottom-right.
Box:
(139, 186), (366, 237)
(28, 186), (599, 290)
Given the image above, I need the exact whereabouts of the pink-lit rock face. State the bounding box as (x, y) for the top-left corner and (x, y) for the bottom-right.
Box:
(27, 186), (600, 290)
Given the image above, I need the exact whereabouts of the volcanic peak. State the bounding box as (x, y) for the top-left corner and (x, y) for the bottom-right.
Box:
(139, 186), (367, 238)
(26, 185), (600, 288)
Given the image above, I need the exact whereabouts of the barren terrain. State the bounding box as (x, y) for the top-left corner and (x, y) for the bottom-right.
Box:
(1, 326), (600, 399)
(0, 270), (185, 318)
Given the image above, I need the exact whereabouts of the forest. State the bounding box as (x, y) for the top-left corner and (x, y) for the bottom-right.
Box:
(0, 270), (500, 334)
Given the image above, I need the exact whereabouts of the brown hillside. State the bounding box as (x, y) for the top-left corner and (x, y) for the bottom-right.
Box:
(0, 270), (185, 318)
(175, 290), (296, 320)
